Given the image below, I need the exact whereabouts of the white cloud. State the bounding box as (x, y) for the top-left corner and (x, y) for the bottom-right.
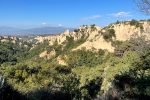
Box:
(111, 12), (132, 17)
(81, 15), (101, 21)
(41, 22), (47, 25)
(58, 24), (62, 27)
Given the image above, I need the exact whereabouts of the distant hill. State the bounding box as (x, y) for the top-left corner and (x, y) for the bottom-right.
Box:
(0, 26), (74, 36)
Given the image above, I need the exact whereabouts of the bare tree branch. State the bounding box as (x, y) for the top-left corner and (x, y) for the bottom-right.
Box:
(135, 0), (150, 14)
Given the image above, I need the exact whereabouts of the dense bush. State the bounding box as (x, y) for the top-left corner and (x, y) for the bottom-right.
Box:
(130, 19), (144, 30)
(130, 19), (140, 27)
(67, 49), (105, 67)
(102, 29), (116, 41)
(0, 41), (29, 64)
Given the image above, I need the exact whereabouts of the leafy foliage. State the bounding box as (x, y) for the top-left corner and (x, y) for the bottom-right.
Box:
(102, 29), (116, 41)
(67, 49), (105, 67)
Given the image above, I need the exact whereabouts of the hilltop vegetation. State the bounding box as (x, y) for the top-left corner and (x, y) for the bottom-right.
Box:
(0, 20), (150, 100)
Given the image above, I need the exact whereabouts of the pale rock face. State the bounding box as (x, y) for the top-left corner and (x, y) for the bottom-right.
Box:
(39, 49), (56, 59)
(141, 21), (150, 39)
(1, 39), (9, 43)
(35, 21), (150, 52)
(111, 21), (150, 41)
(72, 26), (115, 52)
(39, 51), (48, 58)
(56, 55), (67, 66)
(113, 24), (139, 41)
(0, 36), (18, 43)
(72, 31), (115, 52)
(35, 30), (70, 45)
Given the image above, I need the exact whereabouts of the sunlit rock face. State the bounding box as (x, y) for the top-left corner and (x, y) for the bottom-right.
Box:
(35, 21), (150, 52)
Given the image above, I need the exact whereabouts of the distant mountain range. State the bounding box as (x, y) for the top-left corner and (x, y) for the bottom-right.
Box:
(0, 26), (74, 36)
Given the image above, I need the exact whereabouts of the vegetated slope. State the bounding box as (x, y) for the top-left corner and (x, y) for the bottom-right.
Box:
(0, 20), (150, 100)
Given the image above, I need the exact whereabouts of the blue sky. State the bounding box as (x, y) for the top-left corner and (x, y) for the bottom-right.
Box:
(0, 0), (149, 28)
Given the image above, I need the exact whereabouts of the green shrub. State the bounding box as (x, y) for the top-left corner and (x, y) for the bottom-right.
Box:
(102, 29), (116, 41)
(67, 49), (105, 67)
(130, 19), (143, 29)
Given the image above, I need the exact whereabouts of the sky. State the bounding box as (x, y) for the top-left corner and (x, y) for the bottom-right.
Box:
(0, 0), (150, 28)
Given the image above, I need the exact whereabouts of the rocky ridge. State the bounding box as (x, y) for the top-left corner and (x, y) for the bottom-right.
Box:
(35, 20), (150, 52)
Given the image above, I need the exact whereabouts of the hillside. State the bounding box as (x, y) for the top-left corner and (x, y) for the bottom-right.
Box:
(0, 20), (150, 100)
(35, 20), (150, 52)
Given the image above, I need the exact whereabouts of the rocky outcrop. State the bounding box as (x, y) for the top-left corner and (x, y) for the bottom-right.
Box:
(0, 36), (18, 43)
(109, 21), (150, 41)
(35, 20), (150, 52)
(56, 55), (67, 66)
(39, 49), (56, 59)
